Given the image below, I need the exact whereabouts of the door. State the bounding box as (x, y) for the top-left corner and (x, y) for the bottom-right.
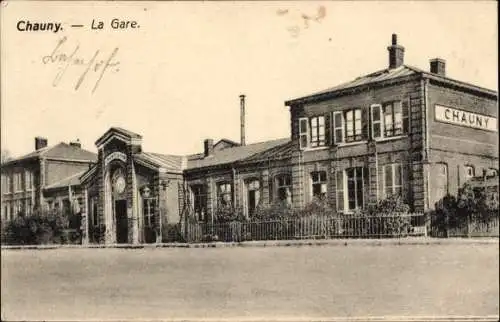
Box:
(115, 200), (128, 244)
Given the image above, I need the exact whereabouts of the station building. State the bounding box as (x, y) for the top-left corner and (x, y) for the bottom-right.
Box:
(2, 34), (497, 245)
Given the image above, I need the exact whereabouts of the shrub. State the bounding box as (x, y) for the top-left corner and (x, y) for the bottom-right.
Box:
(431, 183), (499, 234)
(253, 201), (294, 221)
(344, 195), (412, 238)
(2, 210), (70, 245)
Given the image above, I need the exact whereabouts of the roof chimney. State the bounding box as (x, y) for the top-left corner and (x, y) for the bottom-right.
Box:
(387, 33), (405, 69)
(35, 137), (48, 150)
(430, 58), (446, 76)
(240, 94), (246, 146)
(69, 139), (82, 149)
(204, 139), (214, 157)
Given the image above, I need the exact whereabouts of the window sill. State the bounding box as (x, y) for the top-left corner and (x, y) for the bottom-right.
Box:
(336, 141), (368, 147)
(375, 135), (408, 142)
(302, 146), (329, 152)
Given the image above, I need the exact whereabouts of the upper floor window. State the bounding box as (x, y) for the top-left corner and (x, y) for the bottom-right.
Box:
(299, 115), (327, 149)
(191, 184), (207, 222)
(311, 171), (327, 199)
(217, 182), (232, 208)
(310, 116), (326, 148)
(13, 172), (23, 192)
(276, 174), (292, 204)
(25, 171), (33, 191)
(1, 174), (10, 193)
(333, 108), (364, 144)
(371, 100), (409, 139)
(464, 165), (475, 181)
(384, 164), (403, 198)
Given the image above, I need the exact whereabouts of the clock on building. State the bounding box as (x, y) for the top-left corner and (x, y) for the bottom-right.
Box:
(112, 169), (126, 194)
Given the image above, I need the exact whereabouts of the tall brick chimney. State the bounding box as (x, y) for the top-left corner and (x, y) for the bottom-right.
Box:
(69, 139), (82, 148)
(387, 33), (405, 69)
(204, 139), (214, 157)
(240, 94), (246, 146)
(35, 137), (48, 150)
(430, 58), (446, 76)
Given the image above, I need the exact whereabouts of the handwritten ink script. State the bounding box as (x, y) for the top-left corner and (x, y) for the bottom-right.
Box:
(277, 6), (326, 38)
(41, 36), (120, 94)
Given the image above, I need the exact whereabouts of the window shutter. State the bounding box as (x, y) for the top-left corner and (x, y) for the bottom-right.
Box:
(324, 113), (331, 146)
(402, 98), (410, 134)
(361, 107), (369, 141)
(333, 111), (344, 144)
(299, 117), (309, 149)
(335, 170), (344, 212)
(370, 104), (383, 139)
(402, 163), (409, 204)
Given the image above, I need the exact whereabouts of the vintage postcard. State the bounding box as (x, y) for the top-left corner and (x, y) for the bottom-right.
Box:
(1, 1), (498, 321)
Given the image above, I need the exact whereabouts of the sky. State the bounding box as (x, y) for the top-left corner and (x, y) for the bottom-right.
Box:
(1, 1), (498, 158)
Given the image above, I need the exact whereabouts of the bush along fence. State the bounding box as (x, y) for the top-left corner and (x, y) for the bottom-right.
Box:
(181, 213), (427, 243)
(1, 209), (82, 246)
(1, 189), (498, 245)
(177, 192), (498, 243)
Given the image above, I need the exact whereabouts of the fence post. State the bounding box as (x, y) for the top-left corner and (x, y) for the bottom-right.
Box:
(467, 216), (471, 238)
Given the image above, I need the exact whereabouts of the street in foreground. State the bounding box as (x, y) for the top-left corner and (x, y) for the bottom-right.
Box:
(2, 244), (499, 321)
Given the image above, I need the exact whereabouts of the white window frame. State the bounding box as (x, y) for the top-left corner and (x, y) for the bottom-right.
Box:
(383, 163), (403, 198)
(337, 168), (365, 212)
(345, 109), (363, 143)
(13, 172), (22, 192)
(299, 117), (309, 150)
(310, 116), (326, 148)
(244, 179), (261, 218)
(311, 171), (327, 200)
(191, 184), (208, 222)
(371, 104), (383, 139)
(217, 182), (233, 208)
(25, 171), (33, 191)
(345, 167), (365, 211)
(276, 174), (292, 204)
(333, 111), (344, 144)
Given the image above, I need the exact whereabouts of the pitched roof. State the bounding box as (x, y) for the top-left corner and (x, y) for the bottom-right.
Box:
(2, 143), (97, 166)
(135, 152), (185, 173)
(186, 138), (291, 170)
(45, 170), (87, 190)
(95, 127), (142, 147)
(285, 65), (497, 105)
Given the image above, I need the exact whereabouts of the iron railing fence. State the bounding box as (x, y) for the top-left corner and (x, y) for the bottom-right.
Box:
(181, 213), (428, 243)
(428, 216), (499, 238)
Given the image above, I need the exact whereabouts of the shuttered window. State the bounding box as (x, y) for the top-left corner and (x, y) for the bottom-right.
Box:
(402, 99), (410, 134)
(384, 164), (403, 198)
(299, 118), (309, 149)
(333, 108), (365, 144)
(371, 104), (383, 139)
(333, 111), (344, 144)
(335, 171), (344, 212)
(310, 116), (326, 147)
(345, 109), (363, 142)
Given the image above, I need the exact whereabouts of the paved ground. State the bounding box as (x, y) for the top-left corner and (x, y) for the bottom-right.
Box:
(2, 244), (499, 321)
